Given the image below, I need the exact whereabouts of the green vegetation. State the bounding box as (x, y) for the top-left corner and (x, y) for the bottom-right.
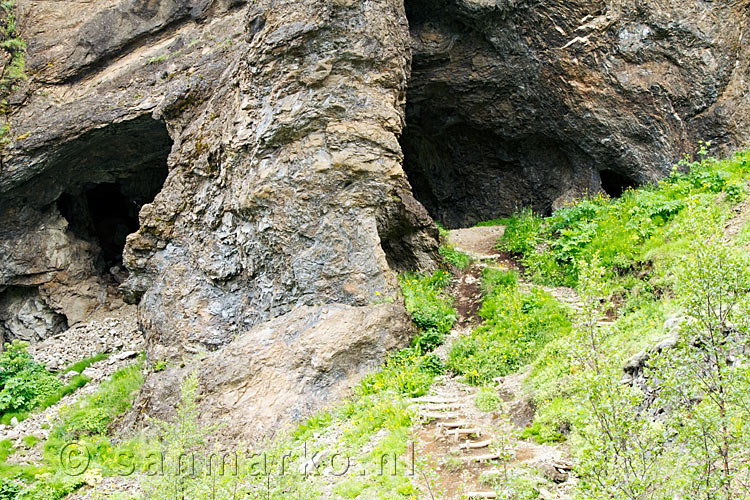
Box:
(0, 0), (26, 90)
(0, 359), (146, 500)
(62, 352), (109, 375)
(500, 146), (750, 288)
(438, 244), (472, 269)
(474, 217), (512, 227)
(0, 343), (100, 425)
(0, 0), (26, 149)
(0, 341), (64, 422)
(474, 386), (501, 412)
(400, 270), (456, 350)
(448, 268), (571, 385)
(435, 221), (473, 268)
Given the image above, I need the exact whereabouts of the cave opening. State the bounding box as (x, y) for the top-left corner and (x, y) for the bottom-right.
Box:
(400, 0), (606, 229)
(600, 169), (636, 198)
(57, 172), (167, 274)
(0, 116), (172, 343)
(50, 116), (172, 280)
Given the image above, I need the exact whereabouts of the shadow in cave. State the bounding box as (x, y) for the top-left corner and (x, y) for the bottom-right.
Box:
(600, 169), (636, 198)
(52, 116), (172, 279)
(399, 0), (605, 228)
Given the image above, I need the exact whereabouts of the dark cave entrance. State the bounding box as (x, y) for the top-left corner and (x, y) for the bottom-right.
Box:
(51, 116), (172, 279)
(400, 0), (623, 229)
(57, 172), (167, 273)
(0, 116), (172, 344)
(600, 169), (636, 198)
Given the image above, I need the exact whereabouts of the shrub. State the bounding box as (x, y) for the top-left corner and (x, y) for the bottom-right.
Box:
(411, 328), (445, 353)
(399, 271), (456, 336)
(474, 386), (500, 412)
(0, 341), (62, 415)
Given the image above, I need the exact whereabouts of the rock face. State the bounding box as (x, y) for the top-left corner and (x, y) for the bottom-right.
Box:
(130, 302), (412, 443)
(402, 0), (750, 227)
(1, 0), (437, 356)
(0, 0), (748, 439)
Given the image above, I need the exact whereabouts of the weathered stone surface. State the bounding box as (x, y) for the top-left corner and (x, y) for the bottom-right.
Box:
(129, 302), (413, 443)
(2, 0), (437, 358)
(402, 0), (750, 226)
(0, 286), (67, 344)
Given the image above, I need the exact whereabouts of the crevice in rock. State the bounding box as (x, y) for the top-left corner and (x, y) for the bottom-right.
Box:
(0, 286), (69, 345)
(600, 169), (637, 198)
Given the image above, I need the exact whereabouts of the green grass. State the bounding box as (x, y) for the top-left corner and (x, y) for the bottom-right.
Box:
(400, 270), (456, 342)
(21, 435), (38, 449)
(448, 268), (571, 385)
(439, 245), (472, 269)
(474, 386), (501, 412)
(0, 359), (147, 500)
(62, 352), (109, 374)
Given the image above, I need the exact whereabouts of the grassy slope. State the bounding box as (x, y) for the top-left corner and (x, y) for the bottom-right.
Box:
(494, 148), (750, 442)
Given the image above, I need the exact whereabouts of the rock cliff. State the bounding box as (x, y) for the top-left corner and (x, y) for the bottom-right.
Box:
(0, 0), (748, 440)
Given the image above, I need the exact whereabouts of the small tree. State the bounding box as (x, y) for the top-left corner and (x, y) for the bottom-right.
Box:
(652, 234), (750, 500)
(572, 257), (672, 500)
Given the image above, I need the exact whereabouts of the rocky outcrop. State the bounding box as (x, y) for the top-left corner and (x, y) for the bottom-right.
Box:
(0, 0), (435, 440)
(0, 0), (748, 441)
(0, 0), (437, 356)
(129, 302), (412, 443)
(402, 0), (750, 226)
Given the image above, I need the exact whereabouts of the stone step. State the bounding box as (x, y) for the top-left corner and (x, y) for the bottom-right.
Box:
(446, 427), (482, 438)
(465, 492), (497, 499)
(410, 396), (460, 404)
(459, 439), (493, 450)
(420, 411), (461, 420)
(420, 403), (461, 411)
(464, 452), (500, 463)
(437, 420), (469, 429)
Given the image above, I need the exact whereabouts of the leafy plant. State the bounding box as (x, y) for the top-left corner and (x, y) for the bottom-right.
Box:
(474, 386), (500, 412)
(0, 477), (21, 500)
(438, 245), (472, 269)
(0, 341), (62, 415)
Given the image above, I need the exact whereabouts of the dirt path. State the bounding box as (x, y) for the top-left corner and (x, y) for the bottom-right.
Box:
(447, 226), (505, 259)
(410, 227), (577, 499)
